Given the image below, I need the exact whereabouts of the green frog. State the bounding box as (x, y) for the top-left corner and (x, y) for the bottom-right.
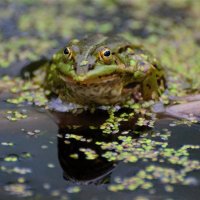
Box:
(1, 34), (200, 120)
(44, 34), (166, 105)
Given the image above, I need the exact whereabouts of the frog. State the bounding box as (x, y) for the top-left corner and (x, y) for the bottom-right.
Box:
(44, 34), (166, 106)
(2, 34), (199, 120)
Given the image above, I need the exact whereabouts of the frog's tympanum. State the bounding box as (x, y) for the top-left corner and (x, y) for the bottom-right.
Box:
(44, 35), (166, 105)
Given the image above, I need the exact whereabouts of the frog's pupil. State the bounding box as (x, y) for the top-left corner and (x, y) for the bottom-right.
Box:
(104, 50), (110, 57)
(64, 48), (69, 54)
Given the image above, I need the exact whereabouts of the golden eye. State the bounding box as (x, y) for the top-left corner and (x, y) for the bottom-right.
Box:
(99, 48), (112, 64)
(63, 47), (73, 59)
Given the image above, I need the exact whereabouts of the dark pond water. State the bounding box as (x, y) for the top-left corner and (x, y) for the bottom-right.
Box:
(0, 1), (200, 199)
(0, 100), (200, 200)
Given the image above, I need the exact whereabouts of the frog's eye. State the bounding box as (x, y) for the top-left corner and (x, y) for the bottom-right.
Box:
(103, 50), (111, 57)
(99, 48), (112, 64)
(63, 47), (73, 59)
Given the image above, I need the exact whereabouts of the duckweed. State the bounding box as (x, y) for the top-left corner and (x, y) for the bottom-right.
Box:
(79, 148), (98, 160)
(4, 183), (33, 197)
(4, 155), (18, 162)
(0, 0), (200, 197)
(6, 110), (28, 121)
(66, 186), (81, 193)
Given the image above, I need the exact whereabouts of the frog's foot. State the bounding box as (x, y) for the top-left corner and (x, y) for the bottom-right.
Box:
(47, 98), (89, 113)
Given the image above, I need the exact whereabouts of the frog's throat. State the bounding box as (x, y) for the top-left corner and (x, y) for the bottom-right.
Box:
(58, 74), (137, 105)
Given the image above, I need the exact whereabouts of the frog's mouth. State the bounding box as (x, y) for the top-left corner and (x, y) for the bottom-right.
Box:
(59, 64), (134, 83)
(60, 72), (121, 85)
(59, 68), (142, 105)
(58, 64), (142, 105)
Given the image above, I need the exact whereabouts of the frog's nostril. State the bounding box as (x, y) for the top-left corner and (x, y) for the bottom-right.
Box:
(88, 64), (94, 70)
(73, 65), (77, 71)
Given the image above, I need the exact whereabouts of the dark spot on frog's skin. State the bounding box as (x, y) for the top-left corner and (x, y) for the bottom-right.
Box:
(153, 63), (158, 68)
(125, 82), (139, 89)
(157, 79), (161, 85)
(146, 84), (151, 89)
(88, 64), (94, 70)
(118, 46), (129, 53)
(157, 77), (164, 86)
(196, 38), (200, 46)
(118, 47), (124, 53)
(77, 82), (81, 86)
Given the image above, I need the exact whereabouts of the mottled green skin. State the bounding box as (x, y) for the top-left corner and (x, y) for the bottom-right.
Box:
(45, 35), (165, 105)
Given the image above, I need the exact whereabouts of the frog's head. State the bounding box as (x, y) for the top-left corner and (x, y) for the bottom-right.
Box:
(52, 34), (133, 82)
(48, 35), (165, 105)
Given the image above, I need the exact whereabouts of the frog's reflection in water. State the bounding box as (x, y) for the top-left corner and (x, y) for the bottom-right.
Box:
(51, 108), (144, 185)
(58, 126), (115, 184)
